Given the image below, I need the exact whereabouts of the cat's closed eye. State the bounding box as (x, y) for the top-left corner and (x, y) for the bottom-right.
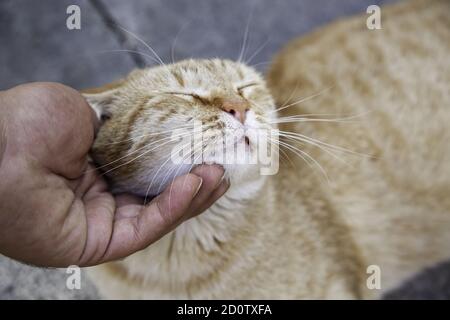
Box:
(237, 82), (258, 95)
(163, 91), (207, 104)
(165, 82), (258, 101)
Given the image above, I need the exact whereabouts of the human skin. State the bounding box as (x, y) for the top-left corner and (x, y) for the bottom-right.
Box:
(0, 82), (228, 268)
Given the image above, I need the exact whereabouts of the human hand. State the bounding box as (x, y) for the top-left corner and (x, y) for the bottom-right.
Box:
(0, 82), (229, 267)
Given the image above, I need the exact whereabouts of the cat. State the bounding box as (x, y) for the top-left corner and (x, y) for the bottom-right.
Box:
(83, 0), (450, 299)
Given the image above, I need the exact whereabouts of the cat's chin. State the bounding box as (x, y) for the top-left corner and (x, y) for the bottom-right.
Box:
(188, 158), (262, 188)
(113, 163), (262, 199)
(222, 163), (261, 180)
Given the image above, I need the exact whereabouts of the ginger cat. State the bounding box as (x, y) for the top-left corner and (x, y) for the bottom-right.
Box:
(84, 0), (450, 299)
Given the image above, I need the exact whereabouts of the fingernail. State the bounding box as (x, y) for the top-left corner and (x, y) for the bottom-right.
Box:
(193, 178), (203, 197)
(215, 173), (226, 189)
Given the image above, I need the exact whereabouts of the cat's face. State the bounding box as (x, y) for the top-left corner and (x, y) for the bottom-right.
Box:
(84, 59), (276, 197)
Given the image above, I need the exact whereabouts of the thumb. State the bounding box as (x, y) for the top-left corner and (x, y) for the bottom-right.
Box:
(94, 173), (202, 264)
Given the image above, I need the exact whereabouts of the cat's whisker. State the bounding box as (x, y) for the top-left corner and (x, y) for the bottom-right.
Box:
(171, 20), (191, 64)
(269, 110), (374, 124)
(99, 129), (203, 177)
(271, 118), (358, 124)
(276, 139), (330, 185)
(155, 136), (211, 209)
(265, 135), (294, 167)
(91, 129), (198, 171)
(273, 138), (312, 167)
(247, 80), (299, 119)
(272, 145), (291, 167)
(172, 136), (219, 210)
(154, 146), (192, 198)
(99, 137), (181, 177)
(158, 137), (206, 195)
(143, 139), (197, 204)
(117, 25), (166, 67)
(245, 36), (270, 65)
(88, 136), (172, 173)
(275, 112), (344, 118)
(279, 132), (350, 157)
(278, 145), (294, 167)
(269, 86), (334, 115)
(278, 130), (372, 158)
(165, 144), (203, 213)
(143, 126), (211, 202)
(254, 99), (361, 122)
(93, 123), (197, 147)
(249, 61), (271, 70)
(279, 134), (350, 167)
(237, 5), (255, 63)
(97, 49), (160, 66)
(277, 80), (300, 110)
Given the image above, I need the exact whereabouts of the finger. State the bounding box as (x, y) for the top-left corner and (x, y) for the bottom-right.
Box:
(188, 164), (224, 210)
(114, 193), (144, 219)
(97, 173), (202, 263)
(191, 178), (230, 217)
(79, 188), (116, 265)
(113, 165), (223, 219)
(112, 166), (226, 220)
(68, 164), (101, 197)
(8, 83), (96, 179)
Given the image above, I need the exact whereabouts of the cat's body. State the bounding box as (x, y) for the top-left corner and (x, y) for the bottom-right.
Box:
(86, 0), (450, 299)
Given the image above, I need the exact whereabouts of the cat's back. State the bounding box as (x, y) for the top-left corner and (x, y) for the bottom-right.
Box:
(268, 0), (450, 297)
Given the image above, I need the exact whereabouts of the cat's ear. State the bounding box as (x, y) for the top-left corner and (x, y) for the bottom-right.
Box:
(83, 90), (116, 122)
(81, 78), (125, 122)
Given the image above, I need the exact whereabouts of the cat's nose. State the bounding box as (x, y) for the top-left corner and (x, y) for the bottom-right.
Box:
(221, 98), (249, 124)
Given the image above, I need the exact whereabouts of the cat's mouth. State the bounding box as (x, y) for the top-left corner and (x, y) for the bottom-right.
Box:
(197, 132), (257, 170)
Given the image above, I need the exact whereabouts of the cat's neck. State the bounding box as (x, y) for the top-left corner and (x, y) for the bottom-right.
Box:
(177, 176), (268, 251)
(107, 175), (273, 293)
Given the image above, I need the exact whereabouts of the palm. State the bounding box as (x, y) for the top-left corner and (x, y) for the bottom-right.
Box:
(0, 82), (228, 267)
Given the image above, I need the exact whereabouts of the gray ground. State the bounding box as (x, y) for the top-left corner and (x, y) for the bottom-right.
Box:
(1, 0), (449, 299)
